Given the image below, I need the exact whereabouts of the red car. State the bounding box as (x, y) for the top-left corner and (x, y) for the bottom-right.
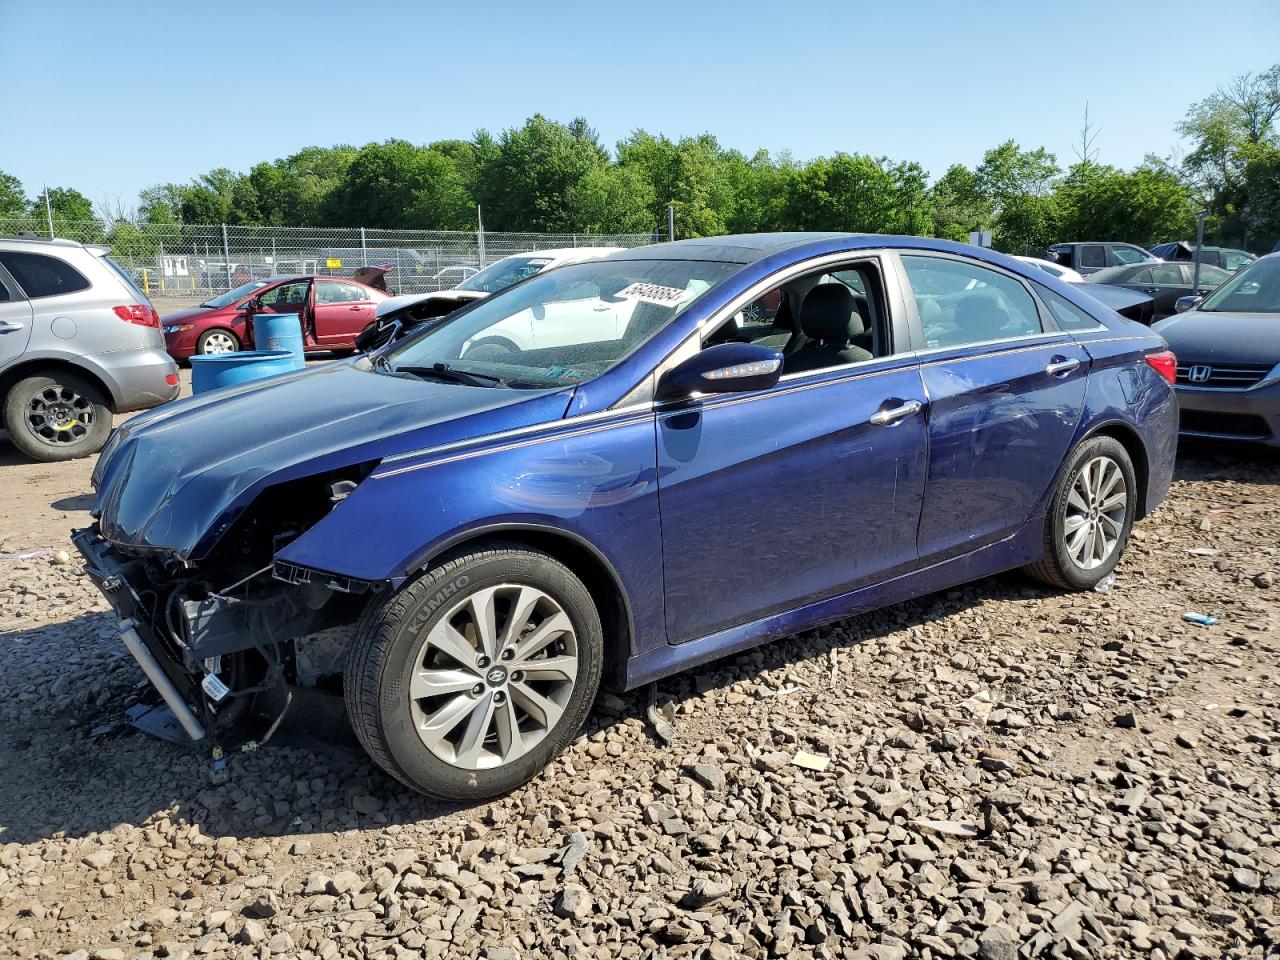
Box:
(161, 276), (390, 361)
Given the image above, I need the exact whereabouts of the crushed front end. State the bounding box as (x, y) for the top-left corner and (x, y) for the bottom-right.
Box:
(74, 464), (381, 750)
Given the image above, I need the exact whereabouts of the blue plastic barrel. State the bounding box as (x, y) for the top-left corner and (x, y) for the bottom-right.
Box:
(189, 350), (296, 395)
(252, 312), (306, 369)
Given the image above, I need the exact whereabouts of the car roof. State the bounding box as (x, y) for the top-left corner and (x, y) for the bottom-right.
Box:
(608, 232), (870, 264)
(0, 234), (94, 251)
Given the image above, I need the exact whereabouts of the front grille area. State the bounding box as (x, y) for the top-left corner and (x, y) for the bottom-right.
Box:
(1179, 410), (1272, 439)
(1175, 362), (1272, 389)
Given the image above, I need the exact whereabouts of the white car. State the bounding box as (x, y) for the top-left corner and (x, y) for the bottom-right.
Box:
(374, 247), (622, 322)
(1014, 256), (1085, 284)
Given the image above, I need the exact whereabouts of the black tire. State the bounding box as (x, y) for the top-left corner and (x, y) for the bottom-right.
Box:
(1026, 435), (1137, 590)
(195, 328), (240, 355)
(344, 542), (603, 800)
(3, 372), (113, 462)
(461, 336), (519, 361)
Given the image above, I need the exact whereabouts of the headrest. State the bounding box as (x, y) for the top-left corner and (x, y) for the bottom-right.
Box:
(800, 284), (866, 342)
(954, 293), (1010, 340)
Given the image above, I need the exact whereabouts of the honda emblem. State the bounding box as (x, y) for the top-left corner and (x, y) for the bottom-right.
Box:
(1187, 365), (1213, 383)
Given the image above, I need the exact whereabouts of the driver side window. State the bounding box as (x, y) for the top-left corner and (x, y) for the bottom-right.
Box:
(260, 281), (309, 308)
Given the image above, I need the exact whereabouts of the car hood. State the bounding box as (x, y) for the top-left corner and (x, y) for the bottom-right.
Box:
(376, 290), (486, 320)
(1152, 311), (1280, 365)
(92, 360), (572, 560)
(161, 305), (222, 325)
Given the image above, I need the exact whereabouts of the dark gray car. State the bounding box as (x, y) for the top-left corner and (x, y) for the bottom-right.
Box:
(1087, 261), (1231, 322)
(1153, 254), (1280, 445)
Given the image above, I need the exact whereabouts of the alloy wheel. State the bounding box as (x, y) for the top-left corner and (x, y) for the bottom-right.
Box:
(1063, 455), (1127, 570)
(200, 331), (237, 354)
(407, 584), (578, 771)
(26, 384), (94, 447)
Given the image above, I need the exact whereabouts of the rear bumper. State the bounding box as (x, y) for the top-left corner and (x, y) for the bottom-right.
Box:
(100, 347), (181, 412)
(1174, 381), (1280, 445)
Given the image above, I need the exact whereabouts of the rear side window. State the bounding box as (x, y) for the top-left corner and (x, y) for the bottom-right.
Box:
(902, 255), (1043, 349)
(1040, 288), (1104, 331)
(1150, 265), (1183, 284)
(1111, 246), (1148, 265)
(0, 251), (91, 299)
(1079, 246), (1106, 268)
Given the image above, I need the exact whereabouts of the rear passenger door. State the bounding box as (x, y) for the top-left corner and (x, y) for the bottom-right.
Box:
(899, 253), (1089, 565)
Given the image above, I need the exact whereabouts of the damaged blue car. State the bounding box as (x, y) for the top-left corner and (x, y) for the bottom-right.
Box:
(75, 233), (1179, 800)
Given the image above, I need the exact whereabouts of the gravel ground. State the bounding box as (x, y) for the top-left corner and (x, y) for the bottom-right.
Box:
(0, 434), (1277, 960)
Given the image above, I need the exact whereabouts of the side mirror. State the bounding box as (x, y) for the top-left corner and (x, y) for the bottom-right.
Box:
(242, 297), (263, 314)
(1174, 295), (1202, 314)
(658, 342), (783, 401)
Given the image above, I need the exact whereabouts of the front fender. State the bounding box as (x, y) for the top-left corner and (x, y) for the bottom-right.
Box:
(274, 407), (668, 656)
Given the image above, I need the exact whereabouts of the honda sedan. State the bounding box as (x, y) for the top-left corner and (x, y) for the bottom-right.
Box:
(77, 234), (1178, 800)
(161, 275), (389, 360)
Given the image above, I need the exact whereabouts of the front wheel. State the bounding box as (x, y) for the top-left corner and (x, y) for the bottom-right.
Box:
(3, 373), (113, 462)
(196, 328), (240, 355)
(1026, 435), (1137, 590)
(344, 543), (603, 800)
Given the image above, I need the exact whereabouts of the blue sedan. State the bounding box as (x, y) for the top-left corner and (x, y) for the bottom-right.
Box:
(76, 233), (1179, 800)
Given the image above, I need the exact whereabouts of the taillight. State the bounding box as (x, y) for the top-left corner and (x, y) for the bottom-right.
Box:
(113, 304), (161, 328)
(1145, 350), (1177, 384)
(164, 373), (179, 387)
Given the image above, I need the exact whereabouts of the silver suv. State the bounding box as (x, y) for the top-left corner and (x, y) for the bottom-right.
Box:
(0, 235), (180, 461)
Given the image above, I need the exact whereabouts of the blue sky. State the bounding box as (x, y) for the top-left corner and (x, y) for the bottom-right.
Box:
(2, 0), (1278, 212)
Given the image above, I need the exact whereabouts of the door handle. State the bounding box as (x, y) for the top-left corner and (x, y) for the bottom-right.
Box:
(869, 399), (923, 426)
(0, 321), (24, 333)
(1144, 288), (1159, 294)
(1046, 357), (1081, 376)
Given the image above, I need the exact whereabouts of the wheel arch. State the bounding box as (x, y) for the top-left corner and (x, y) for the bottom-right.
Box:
(415, 523), (635, 688)
(1080, 420), (1152, 519)
(0, 357), (118, 412)
(197, 326), (241, 351)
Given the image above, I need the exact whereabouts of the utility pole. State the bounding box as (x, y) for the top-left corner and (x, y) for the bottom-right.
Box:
(667, 204), (675, 243)
(43, 185), (54, 238)
(1192, 210), (1207, 293)
(476, 205), (486, 267)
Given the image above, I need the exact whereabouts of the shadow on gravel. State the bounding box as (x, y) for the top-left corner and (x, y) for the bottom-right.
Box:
(50, 493), (95, 512)
(1175, 439), (1280, 483)
(0, 564), (1053, 846)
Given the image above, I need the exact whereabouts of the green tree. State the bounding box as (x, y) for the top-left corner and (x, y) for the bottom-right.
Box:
(1056, 162), (1194, 247)
(783, 153), (930, 235)
(473, 115), (614, 232)
(929, 164), (991, 242)
(138, 183), (185, 224)
(323, 139), (473, 229)
(974, 141), (1061, 253)
(0, 170), (28, 218)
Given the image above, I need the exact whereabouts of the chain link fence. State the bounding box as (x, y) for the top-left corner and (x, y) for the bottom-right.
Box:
(0, 218), (657, 299)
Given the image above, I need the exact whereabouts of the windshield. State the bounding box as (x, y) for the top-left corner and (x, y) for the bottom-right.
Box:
(455, 255), (555, 293)
(1198, 257), (1280, 314)
(382, 258), (738, 388)
(201, 279), (270, 308)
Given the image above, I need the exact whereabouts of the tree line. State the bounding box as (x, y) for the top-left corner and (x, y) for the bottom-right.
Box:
(2, 64), (1277, 256)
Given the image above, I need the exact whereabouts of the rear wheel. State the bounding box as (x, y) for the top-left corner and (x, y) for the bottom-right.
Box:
(1026, 435), (1136, 590)
(344, 543), (602, 800)
(196, 328), (240, 355)
(3, 372), (112, 462)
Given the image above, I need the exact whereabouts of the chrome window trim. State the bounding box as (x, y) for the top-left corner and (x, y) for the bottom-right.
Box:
(642, 250), (893, 392)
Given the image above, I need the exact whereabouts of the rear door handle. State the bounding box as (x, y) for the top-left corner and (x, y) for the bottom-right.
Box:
(869, 399), (923, 426)
(0, 321), (24, 333)
(1046, 357), (1081, 376)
